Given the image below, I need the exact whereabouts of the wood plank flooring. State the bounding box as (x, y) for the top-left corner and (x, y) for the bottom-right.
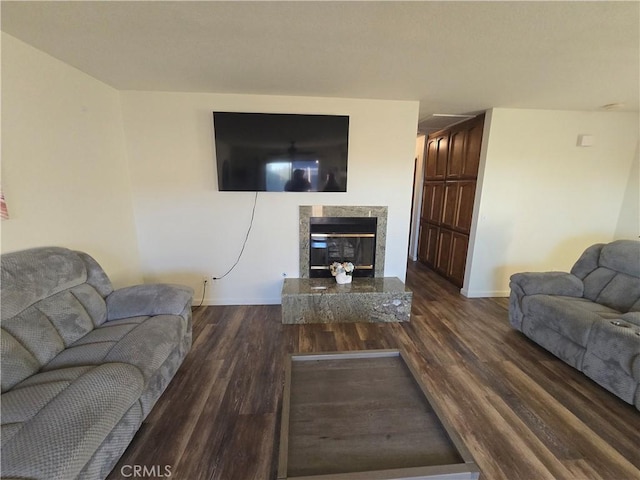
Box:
(107, 261), (640, 480)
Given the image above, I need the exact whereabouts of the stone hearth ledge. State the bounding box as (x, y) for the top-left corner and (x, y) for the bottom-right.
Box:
(281, 277), (412, 324)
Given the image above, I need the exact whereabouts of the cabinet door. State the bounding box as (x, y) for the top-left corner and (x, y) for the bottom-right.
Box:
(454, 181), (476, 233)
(422, 182), (444, 224)
(448, 232), (469, 287)
(418, 222), (440, 267)
(447, 129), (466, 179)
(425, 223), (439, 267)
(426, 134), (448, 180)
(462, 119), (483, 178)
(435, 136), (448, 180)
(441, 182), (458, 229)
(424, 137), (438, 180)
(417, 222), (429, 264)
(435, 228), (453, 276)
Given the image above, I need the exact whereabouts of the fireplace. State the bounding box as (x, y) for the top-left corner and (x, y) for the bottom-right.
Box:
(299, 206), (388, 279)
(309, 217), (377, 278)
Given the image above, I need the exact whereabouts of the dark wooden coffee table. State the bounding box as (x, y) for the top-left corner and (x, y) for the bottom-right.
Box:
(277, 350), (479, 480)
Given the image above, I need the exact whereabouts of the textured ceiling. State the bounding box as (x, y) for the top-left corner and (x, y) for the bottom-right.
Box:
(2, 1), (638, 132)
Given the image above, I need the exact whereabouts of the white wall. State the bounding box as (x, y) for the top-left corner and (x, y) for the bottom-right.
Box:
(615, 141), (640, 238)
(1, 34), (142, 287)
(464, 107), (639, 297)
(119, 92), (419, 304)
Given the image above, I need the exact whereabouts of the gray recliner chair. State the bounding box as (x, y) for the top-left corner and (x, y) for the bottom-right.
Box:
(509, 239), (640, 410)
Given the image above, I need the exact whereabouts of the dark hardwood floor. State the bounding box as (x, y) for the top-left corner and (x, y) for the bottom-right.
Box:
(107, 261), (640, 480)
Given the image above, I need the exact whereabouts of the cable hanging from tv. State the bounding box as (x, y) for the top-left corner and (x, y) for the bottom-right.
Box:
(212, 191), (258, 280)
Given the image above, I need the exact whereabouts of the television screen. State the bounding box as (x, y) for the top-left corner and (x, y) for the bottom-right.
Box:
(213, 112), (349, 192)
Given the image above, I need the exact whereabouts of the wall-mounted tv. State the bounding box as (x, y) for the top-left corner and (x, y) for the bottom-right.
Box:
(213, 112), (349, 192)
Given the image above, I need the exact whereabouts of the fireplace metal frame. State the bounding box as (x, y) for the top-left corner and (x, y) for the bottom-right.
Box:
(309, 217), (377, 278)
(299, 206), (388, 279)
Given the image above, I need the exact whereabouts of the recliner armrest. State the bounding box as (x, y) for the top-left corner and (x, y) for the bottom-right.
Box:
(510, 272), (584, 297)
(106, 284), (194, 321)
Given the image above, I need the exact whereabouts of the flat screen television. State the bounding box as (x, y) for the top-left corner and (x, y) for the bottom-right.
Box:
(213, 112), (349, 192)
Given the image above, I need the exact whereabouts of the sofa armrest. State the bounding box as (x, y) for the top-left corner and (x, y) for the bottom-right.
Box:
(509, 272), (584, 331)
(510, 272), (584, 297)
(106, 284), (194, 321)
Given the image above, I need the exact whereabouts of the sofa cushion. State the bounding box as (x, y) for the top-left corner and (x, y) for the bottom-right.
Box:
(594, 271), (640, 313)
(75, 251), (114, 300)
(43, 315), (186, 386)
(76, 403), (143, 480)
(1, 249), (110, 387)
(2, 307), (65, 367)
(1, 284), (109, 376)
(34, 290), (98, 346)
(522, 295), (622, 347)
(600, 239), (640, 277)
(1, 247), (88, 321)
(0, 363), (143, 480)
(0, 330), (41, 392)
(581, 267), (617, 302)
(1, 366), (95, 446)
(570, 243), (604, 280)
(579, 240), (640, 312)
(581, 268), (640, 313)
(70, 283), (109, 327)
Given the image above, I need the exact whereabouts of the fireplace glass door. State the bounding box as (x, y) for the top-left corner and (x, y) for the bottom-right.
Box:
(309, 217), (377, 278)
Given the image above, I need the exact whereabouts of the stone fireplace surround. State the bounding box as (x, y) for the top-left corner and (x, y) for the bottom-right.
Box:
(299, 205), (388, 278)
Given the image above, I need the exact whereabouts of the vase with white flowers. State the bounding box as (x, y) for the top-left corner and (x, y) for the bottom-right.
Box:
(329, 261), (354, 284)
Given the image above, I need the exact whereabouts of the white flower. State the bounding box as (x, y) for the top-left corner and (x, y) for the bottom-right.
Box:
(329, 262), (355, 276)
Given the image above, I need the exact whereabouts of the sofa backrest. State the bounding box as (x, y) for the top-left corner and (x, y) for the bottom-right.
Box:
(1, 247), (114, 392)
(570, 240), (640, 313)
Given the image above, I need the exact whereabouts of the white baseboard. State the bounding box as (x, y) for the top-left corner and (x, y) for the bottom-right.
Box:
(460, 288), (510, 298)
(192, 297), (282, 306)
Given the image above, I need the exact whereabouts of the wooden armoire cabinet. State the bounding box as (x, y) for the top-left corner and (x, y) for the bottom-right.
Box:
(418, 114), (484, 287)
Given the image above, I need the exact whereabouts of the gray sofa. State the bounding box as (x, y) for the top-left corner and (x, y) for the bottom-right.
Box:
(1, 247), (194, 480)
(509, 239), (640, 410)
